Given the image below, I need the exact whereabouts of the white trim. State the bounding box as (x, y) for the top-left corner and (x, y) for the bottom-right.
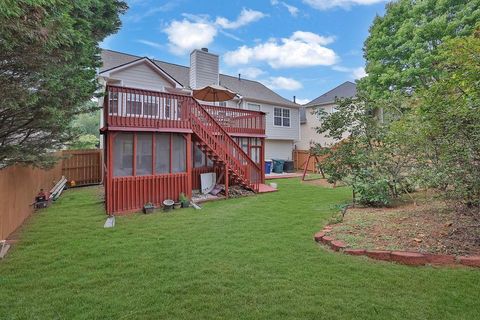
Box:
(273, 107), (291, 128)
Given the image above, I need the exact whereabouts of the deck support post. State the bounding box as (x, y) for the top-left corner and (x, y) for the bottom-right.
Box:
(185, 133), (192, 198)
(225, 163), (229, 198)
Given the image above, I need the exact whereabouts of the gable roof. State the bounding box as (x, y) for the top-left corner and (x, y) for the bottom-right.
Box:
(303, 81), (357, 108)
(100, 49), (299, 108)
(99, 56), (183, 88)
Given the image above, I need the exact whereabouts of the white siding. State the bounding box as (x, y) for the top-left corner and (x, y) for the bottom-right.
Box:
(110, 63), (174, 91)
(242, 100), (300, 141)
(189, 49), (219, 89)
(265, 140), (293, 160)
(297, 103), (345, 150)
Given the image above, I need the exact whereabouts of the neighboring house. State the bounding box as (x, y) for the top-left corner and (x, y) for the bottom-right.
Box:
(97, 48), (300, 214)
(297, 81), (356, 150)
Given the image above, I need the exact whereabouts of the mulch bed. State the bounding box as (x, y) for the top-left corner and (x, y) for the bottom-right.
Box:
(329, 198), (480, 256)
(314, 194), (480, 267)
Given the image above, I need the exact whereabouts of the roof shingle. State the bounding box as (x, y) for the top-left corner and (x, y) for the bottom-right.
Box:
(100, 49), (299, 108)
(304, 81), (357, 108)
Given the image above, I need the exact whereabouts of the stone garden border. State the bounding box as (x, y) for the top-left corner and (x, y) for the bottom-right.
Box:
(314, 226), (480, 268)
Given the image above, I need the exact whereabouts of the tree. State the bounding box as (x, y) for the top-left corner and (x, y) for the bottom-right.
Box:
(314, 94), (417, 206)
(361, 0), (480, 100)
(0, 0), (127, 168)
(414, 31), (480, 208)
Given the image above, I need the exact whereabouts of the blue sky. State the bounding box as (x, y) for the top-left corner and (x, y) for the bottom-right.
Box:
(102, 0), (387, 104)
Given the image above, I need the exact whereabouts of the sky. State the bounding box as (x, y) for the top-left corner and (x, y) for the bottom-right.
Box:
(102, 0), (387, 104)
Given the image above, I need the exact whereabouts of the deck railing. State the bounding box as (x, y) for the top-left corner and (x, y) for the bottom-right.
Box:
(104, 85), (263, 192)
(105, 86), (265, 136)
(200, 104), (265, 136)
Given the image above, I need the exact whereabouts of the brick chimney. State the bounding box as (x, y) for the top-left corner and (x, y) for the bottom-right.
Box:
(189, 48), (219, 89)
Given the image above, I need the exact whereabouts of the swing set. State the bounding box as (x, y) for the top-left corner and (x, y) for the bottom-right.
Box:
(301, 147), (326, 182)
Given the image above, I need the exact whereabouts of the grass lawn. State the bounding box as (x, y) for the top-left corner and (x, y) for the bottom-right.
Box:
(0, 179), (479, 319)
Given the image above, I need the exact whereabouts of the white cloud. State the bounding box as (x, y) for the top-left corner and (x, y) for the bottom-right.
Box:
(126, 2), (177, 22)
(137, 39), (164, 50)
(283, 3), (300, 16)
(333, 65), (367, 79)
(238, 67), (265, 79)
(352, 67), (367, 79)
(263, 76), (303, 90)
(224, 31), (338, 68)
(163, 9), (265, 55)
(271, 1), (300, 17)
(215, 8), (266, 29)
(164, 18), (217, 55)
(296, 98), (310, 105)
(303, 0), (385, 10)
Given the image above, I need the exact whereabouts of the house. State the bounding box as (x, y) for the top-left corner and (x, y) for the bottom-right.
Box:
(98, 48), (300, 214)
(296, 81), (356, 150)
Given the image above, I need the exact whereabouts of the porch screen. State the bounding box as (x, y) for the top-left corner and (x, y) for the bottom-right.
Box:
(155, 133), (170, 174)
(113, 133), (133, 176)
(136, 133), (152, 175)
(172, 134), (186, 172)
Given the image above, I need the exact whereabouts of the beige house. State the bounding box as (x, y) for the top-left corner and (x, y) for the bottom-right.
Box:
(296, 81), (356, 150)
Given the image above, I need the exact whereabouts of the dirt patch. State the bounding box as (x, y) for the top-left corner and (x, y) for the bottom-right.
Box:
(302, 178), (336, 188)
(329, 195), (480, 256)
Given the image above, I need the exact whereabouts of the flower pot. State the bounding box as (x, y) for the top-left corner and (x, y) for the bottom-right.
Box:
(143, 205), (155, 214)
(173, 202), (182, 209)
(163, 199), (174, 211)
(181, 200), (190, 208)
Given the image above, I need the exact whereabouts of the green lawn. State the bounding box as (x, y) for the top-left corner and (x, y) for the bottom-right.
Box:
(0, 179), (479, 319)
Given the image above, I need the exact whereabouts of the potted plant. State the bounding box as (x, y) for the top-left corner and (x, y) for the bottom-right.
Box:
(179, 193), (190, 208)
(143, 202), (155, 214)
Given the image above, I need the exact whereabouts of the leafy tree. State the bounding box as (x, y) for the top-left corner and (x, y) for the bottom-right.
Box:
(361, 0), (480, 100)
(70, 134), (99, 150)
(0, 0), (127, 168)
(314, 94), (416, 206)
(414, 31), (480, 208)
(72, 104), (101, 136)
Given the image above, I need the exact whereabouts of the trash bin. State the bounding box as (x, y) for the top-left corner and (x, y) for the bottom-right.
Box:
(265, 160), (272, 174)
(272, 159), (285, 173)
(284, 160), (294, 173)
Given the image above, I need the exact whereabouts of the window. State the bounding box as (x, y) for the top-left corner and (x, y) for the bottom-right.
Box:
(193, 144), (206, 168)
(109, 92), (119, 114)
(155, 133), (170, 174)
(218, 101), (227, 107)
(274, 107), (290, 127)
(136, 133), (152, 175)
(172, 135), (186, 172)
(126, 93), (142, 116)
(143, 95), (159, 117)
(113, 133), (133, 177)
(247, 103), (261, 111)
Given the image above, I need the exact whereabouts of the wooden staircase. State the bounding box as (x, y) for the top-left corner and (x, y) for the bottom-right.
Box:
(188, 99), (263, 192)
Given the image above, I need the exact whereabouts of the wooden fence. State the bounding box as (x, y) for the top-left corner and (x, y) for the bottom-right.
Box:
(0, 161), (63, 240)
(293, 149), (319, 172)
(0, 149), (102, 240)
(62, 149), (102, 186)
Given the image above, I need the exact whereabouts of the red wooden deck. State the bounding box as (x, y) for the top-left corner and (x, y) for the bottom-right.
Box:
(103, 85), (267, 214)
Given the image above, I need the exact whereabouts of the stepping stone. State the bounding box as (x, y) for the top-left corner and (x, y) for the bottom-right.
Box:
(104, 216), (115, 228)
(0, 243), (11, 259)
